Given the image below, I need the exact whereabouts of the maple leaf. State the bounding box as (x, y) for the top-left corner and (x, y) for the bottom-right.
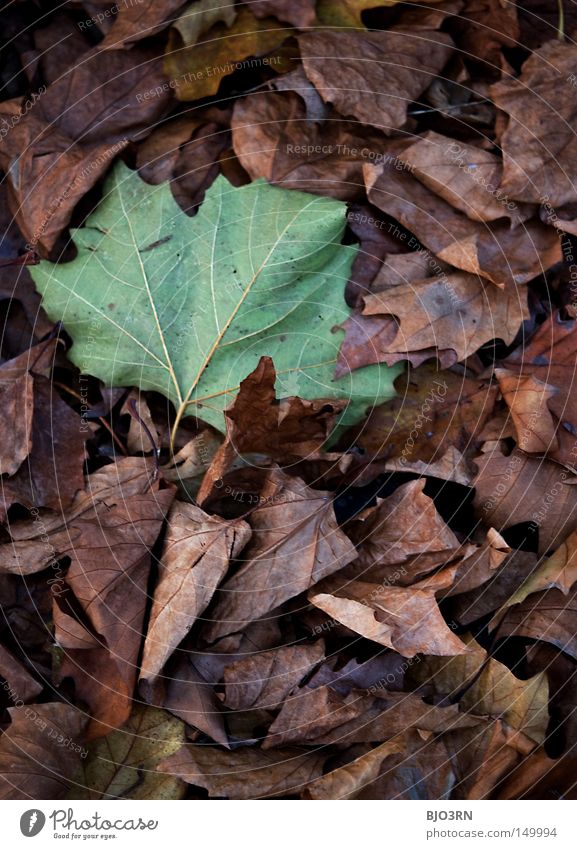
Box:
(30, 162), (400, 451)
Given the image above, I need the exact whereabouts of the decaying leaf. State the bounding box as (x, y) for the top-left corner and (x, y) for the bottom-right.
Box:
(309, 576), (470, 657)
(413, 636), (549, 742)
(165, 8), (290, 101)
(201, 467), (357, 643)
(495, 370), (558, 454)
(493, 528), (577, 621)
(300, 30), (453, 134)
(364, 158), (562, 289)
(70, 706), (186, 799)
(0, 703), (88, 800)
(263, 685), (481, 748)
(491, 41), (577, 208)
(474, 448), (577, 554)
(222, 643), (325, 711)
(303, 737), (405, 800)
(141, 502), (251, 682)
(159, 744), (326, 799)
(340, 271), (528, 371)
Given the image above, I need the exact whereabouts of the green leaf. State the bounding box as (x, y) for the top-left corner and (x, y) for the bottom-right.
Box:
(69, 706), (186, 800)
(31, 162), (400, 441)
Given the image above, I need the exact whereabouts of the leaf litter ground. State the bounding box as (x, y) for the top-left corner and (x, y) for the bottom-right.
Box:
(1, 0), (577, 801)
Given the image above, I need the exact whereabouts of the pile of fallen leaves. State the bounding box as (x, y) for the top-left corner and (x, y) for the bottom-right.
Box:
(2, 0), (577, 801)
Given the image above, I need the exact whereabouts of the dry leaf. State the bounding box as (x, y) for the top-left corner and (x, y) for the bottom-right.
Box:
(165, 8), (290, 101)
(492, 41), (577, 207)
(0, 703), (88, 800)
(309, 576), (470, 657)
(474, 448), (577, 554)
(300, 30), (453, 133)
(159, 744), (326, 799)
(141, 502), (251, 682)
(302, 737), (405, 799)
(201, 467), (357, 643)
(222, 643), (325, 711)
(341, 271), (528, 370)
(365, 159), (562, 289)
(495, 369), (558, 454)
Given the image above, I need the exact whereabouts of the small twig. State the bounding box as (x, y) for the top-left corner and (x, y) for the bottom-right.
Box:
(409, 99), (491, 117)
(127, 398), (160, 479)
(54, 381), (128, 455)
(29, 324), (64, 371)
(0, 250), (39, 267)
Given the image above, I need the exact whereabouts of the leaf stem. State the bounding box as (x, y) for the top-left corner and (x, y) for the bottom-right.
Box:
(170, 403), (187, 459)
(558, 0), (565, 40)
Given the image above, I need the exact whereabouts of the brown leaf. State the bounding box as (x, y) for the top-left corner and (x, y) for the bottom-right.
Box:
(345, 203), (408, 303)
(444, 720), (535, 799)
(141, 501), (251, 682)
(0, 352), (34, 476)
(473, 448), (577, 554)
(309, 576), (469, 657)
(0, 340), (87, 515)
(201, 467), (357, 643)
(165, 8), (290, 101)
(495, 369), (558, 454)
(413, 636), (549, 742)
(302, 737), (405, 800)
(0, 461), (173, 733)
(0, 457), (160, 575)
(495, 528), (577, 622)
(299, 30), (453, 133)
(340, 272), (528, 371)
(0, 47), (170, 254)
(198, 357), (345, 503)
(232, 89), (389, 201)
(0, 121), (126, 257)
(346, 365), (496, 469)
(246, 0), (316, 27)
(100, 0), (186, 48)
(494, 748), (577, 800)
(491, 41), (577, 207)
(501, 312), (577, 471)
(452, 0), (520, 67)
(364, 159), (562, 288)
(158, 744), (326, 799)
(382, 445), (475, 486)
(161, 656), (229, 748)
(441, 527), (510, 598)
(264, 685), (480, 748)
(496, 584), (577, 661)
(222, 643), (325, 711)
(0, 703), (88, 799)
(60, 486), (175, 734)
(306, 652), (410, 694)
(356, 732), (456, 800)
(448, 548), (540, 626)
(397, 131), (533, 224)
(346, 480), (460, 585)
(0, 644), (42, 704)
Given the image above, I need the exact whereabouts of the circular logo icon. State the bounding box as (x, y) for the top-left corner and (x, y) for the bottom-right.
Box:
(20, 810), (46, 837)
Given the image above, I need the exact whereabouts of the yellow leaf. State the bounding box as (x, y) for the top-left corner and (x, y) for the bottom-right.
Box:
(165, 8), (292, 101)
